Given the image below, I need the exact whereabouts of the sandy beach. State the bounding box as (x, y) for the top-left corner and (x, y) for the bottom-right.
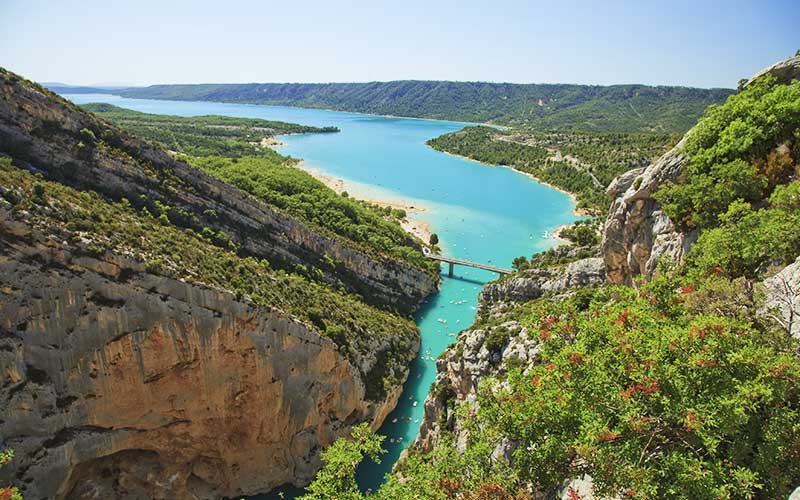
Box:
(293, 161), (434, 244)
(260, 136), (283, 147)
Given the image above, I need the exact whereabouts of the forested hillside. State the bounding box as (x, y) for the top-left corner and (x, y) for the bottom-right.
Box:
(428, 126), (674, 214)
(49, 81), (732, 133)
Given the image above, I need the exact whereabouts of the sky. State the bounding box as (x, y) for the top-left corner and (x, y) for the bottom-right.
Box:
(1, 0), (798, 88)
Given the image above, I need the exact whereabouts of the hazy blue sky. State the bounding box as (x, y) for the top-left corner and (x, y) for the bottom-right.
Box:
(1, 0), (797, 88)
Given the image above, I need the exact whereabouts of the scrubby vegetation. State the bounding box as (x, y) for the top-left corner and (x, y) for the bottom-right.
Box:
(301, 271), (800, 500)
(656, 75), (800, 279)
(79, 81), (733, 133)
(0, 449), (22, 500)
(80, 102), (337, 157)
(428, 126), (673, 214)
(83, 103), (438, 276)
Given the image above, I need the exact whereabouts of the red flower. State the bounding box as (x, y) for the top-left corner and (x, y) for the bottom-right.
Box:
(567, 487), (584, 500)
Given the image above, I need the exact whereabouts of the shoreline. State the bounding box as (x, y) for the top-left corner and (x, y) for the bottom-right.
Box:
(292, 160), (434, 244)
(430, 146), (590, 218)
(77, 91), (486, 128)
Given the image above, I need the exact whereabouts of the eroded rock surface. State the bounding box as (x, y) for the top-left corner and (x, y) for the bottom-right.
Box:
(763, 255), (800, 339)
(0, 211), (410, 499)
(602, 54), (800, 285)
(480, 257), (605, 306)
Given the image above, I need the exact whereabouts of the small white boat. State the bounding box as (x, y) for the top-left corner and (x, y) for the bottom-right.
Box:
(412, 401), (418, 407)
(392, 418), (398, 423)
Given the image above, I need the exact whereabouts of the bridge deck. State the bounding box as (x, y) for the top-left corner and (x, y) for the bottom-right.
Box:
(427, 254), (512, 275)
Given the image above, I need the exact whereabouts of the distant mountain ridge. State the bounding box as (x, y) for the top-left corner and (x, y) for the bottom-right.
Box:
(47, 80), (734, 133)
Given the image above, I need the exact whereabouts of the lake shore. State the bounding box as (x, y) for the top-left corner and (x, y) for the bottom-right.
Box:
(293, 160), (434, 244)
(431, 147), (590, 217)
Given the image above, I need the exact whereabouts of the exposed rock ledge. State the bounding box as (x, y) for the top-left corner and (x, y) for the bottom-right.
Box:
(602, 54), (800, 286)
(480, 256), (605, 307)
(763, 255), (800, 339)
(415, 256), (605, 456)
(0, 213), (411, 499)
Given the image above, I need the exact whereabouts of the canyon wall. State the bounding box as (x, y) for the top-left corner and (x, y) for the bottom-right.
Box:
(0, 207), (411, 499)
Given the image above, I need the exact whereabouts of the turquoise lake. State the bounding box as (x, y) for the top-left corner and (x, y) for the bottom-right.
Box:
(63, 94), (579, 496)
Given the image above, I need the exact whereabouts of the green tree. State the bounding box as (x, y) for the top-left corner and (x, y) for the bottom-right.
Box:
(511, 256), (528, 271)
(475, 277), (800, 499)
(429, 233), (439, 246)
(655, 75), (800, 231)
(299, 423), (383, 500)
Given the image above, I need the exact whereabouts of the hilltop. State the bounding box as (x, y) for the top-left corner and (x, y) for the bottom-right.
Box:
(47, 80), (733, 134)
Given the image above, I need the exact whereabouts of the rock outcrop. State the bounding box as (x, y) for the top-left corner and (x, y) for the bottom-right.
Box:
(0, 205), (411, 499)
(763, 255), (800, 339)
(602, 54), (800, 285)
(415, 252), (604, 457)
(601, 139), (696, 285)
(480, 257), (605, 306)
(416, 322), (540, 454)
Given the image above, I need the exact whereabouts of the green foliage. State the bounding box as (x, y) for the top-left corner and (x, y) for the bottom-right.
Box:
(81, 102), (337, 157)
(429, 233), (439, 246)
(309, 272), (800, 500)
(655, 76), (800, 231)
(652, 75), (800, 279)
(428, 126), (672, 213)
(484, 326), (512, 354)
(558, 220), (599, 247)
(0, 449), (22, 500)
(511, 255), (529, 271)
(686, 182), (800, 278)
(299, 424), (384, 500)
(472, 276), (800, 499)
(186, 155), (435, 273)
(103, 81), (731, 133)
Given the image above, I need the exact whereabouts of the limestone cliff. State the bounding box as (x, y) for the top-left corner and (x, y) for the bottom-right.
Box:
(416, 253), (604, 455)
(0, 177), (414, 499)
(0, 70), (431, 499)
(602, 55), (800, 285)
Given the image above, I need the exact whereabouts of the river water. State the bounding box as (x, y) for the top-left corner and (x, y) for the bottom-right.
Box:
(62, 94), (578, 496)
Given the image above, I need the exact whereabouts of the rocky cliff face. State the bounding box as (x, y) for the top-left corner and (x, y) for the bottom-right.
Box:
(601, 138), (696, 285)
(0, 202), (412, 499)
(602, 55), (800, 285)
(0, 71), (437, 313)
(0, 71), (430, 499)
(416, 254), (604, 455)
(764, 255), (800, 339)
(480, 256), (605, 306)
